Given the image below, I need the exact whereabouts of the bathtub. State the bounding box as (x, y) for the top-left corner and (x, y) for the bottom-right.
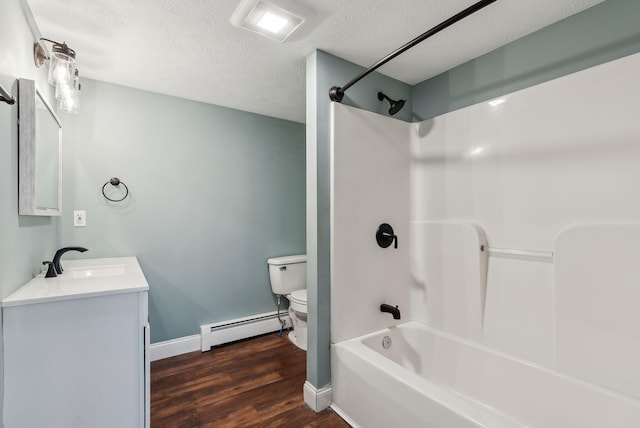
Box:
(331, 321), (640, 428)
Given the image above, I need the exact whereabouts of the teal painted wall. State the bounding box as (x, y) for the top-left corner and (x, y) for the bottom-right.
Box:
(0, 0), (59, 425)
(412, 0), (640, 120)
(318, 52), (413, 123)
(306, 50), (412, 388)
(60, 79), (306, 343)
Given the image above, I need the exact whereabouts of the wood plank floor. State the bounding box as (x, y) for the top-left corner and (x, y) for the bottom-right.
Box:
(151, 332), (350, 427)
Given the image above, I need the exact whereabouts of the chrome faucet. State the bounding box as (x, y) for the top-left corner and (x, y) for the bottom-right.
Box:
(52, 247), (88, 274)
(380, 303), (401, 320)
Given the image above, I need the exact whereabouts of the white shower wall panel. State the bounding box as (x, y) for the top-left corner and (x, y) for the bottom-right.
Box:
(330, 103), (412, 343)
(411, 52), (640, 368)
(409, 221), (488, 343)
(410, 52), (640, 251)
(482, 256), (555, 367)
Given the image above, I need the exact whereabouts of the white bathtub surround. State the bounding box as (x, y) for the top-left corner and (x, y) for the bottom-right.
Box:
(554, 224), (640, 400)
(330, 52), (640, 427)
(410, 221), (488, 342)
(303, 381), (332, 412)
(330, 103), (412, 344)
(483, 253), (556, 366)
(333, 323), (640, 427)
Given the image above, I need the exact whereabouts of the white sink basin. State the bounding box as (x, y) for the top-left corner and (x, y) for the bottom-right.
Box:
(1, 257), (149, 307)
(66, 264), (127, 279)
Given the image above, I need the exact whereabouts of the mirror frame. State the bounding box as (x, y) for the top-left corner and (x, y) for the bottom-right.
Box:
(18, 78), (62, 216)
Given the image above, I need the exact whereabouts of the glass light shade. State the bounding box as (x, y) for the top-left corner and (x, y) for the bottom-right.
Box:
(59, 84), (80, 114)
(56, 69), (78, 100)
(58, 72), (81, 115)
(55, 80), (73, 100)
(47, 43), (76, 86)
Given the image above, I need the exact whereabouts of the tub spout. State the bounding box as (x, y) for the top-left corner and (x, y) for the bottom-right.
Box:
(380, 304), (401, 320)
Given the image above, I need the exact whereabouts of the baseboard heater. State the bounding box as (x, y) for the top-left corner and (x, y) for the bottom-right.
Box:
(200, 310), (291, 352)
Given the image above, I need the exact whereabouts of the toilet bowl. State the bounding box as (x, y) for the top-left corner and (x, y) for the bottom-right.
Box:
(287, 289), (307, 350)
(267, 255), (307, 351)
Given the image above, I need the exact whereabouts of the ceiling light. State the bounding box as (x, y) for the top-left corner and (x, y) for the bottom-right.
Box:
(256, 12), (288, 33)
(231, 0), (315, 42)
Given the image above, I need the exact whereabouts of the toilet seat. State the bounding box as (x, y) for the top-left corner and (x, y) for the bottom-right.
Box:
(289, 289), (307, 314)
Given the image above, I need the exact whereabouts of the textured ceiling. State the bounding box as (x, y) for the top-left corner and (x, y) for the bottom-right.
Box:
(26, 0), (604, 123)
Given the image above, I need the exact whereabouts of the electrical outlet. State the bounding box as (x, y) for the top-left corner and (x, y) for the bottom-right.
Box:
(74, 210), (86, 227)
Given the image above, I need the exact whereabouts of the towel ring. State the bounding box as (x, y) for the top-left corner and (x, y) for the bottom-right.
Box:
(102, 177), (129, 202)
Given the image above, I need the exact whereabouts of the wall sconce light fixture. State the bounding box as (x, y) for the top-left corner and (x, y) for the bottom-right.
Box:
(34, 38), (81, 114)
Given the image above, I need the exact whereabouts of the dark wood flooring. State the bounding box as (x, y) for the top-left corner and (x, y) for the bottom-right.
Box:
(151, 332), (350, 427)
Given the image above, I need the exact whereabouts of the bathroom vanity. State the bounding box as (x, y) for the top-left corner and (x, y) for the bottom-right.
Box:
(2, 257), (150, 428)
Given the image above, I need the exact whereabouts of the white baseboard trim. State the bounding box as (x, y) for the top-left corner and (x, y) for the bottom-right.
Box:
(150, 334), (200, 362)
(303, 381), (332, 412)
(330, 403), (359, 428)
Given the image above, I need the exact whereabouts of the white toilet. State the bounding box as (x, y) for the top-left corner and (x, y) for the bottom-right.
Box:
(267, 254), (307, 351)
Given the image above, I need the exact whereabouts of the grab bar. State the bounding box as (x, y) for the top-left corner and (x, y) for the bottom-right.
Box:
(487, 247), (553, 263)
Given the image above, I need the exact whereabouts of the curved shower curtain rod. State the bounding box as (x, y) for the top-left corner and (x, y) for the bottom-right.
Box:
(329, 0), (498, 102)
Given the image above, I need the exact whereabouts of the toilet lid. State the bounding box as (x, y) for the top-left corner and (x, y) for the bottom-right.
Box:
(290, 289), (307, 305)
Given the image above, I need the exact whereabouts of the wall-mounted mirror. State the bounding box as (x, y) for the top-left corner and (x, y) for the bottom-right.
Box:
(18, 78), (62, 216)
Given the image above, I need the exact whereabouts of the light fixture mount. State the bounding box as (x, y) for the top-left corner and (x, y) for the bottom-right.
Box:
(34, 38), (76, 68)
(33, 41), (48, 67)
(51, 42), (76, 61)
(231, 0), (315, 42)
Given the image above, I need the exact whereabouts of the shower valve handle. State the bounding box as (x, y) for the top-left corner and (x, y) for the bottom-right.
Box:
(382, 232), (398, 249)
(376, 223), (398, 249)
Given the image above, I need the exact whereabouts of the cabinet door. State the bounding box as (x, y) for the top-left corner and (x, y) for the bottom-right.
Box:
(4, 292), (143, 428)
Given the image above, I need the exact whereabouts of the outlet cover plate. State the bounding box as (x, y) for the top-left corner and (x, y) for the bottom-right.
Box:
(74, 210), (86, 227)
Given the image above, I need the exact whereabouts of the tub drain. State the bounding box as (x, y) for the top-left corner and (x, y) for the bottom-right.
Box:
(382, 336), (392, 349)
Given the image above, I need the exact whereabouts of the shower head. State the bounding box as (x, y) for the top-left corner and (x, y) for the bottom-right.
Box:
(378, 92), (405, 115)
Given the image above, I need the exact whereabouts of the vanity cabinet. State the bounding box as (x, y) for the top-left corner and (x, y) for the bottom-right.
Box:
(2, 257), (149, 428)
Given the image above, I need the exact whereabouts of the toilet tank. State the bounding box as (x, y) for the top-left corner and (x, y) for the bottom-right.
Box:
(267, 254), (307, 295)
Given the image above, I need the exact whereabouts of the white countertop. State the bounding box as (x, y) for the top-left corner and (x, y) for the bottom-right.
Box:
(2, 257), (149, 307)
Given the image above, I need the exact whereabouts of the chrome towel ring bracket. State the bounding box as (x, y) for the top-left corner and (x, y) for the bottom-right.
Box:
(102, 177), (129, 202)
